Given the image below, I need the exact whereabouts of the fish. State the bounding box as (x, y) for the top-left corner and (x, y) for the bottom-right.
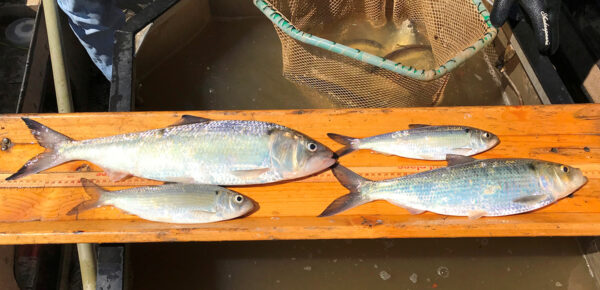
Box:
(344, 38), (384, 55)
(68, 179), (255, 224)
(381, 45), (432, 62)
(319, 155), (587, 219)
(327, 124), (499, 159)
(7, 116), (336, 185)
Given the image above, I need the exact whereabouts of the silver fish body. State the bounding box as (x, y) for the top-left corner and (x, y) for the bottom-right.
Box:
(328, 125), (499, 160)
(70, 179), (255, 224)
(320, 156), (587, 218)
(8, 117), (336, 185)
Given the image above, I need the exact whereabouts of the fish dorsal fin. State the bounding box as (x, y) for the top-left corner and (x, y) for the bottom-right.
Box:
(513, 194), (547, 205)
(408, 124), (431, 129)
(169, 115), (211, 127)
(446, 154), (477, 166)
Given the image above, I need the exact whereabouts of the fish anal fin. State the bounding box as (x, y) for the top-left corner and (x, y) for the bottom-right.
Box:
(169, 115), (211, 127)
(387, 200), (425, 215)
(451, 148), (473, 155)
(513, 194), (547, 205)
(446, 154), (477, 166)
(166, 177), (196, 184)
(102, 169), (132, 182)
(415, 154), (436, 160)
(468, 210), (487, 220)
(231, 168), (270, 179)
(408, 124), (431, 129)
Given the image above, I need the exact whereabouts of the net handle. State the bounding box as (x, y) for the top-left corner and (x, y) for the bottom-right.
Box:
(254, 0), (497, 81)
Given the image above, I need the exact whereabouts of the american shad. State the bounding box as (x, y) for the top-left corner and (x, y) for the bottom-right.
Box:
(69, 179), (255, 224)
(319, 155), (587, 219)
(328, 124), (499, 159)
(7, 116), (336, 185)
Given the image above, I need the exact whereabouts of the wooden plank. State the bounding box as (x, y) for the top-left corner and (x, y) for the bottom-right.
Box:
(0, 104), (598, 244)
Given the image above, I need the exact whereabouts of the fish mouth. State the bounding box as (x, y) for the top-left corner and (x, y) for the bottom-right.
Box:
(578, 176), (589, 188)
(332, 152), (339, 160)
(323, 153), (338, 169)
(560, 174), (588, 199)
(239, 197), (260, 218)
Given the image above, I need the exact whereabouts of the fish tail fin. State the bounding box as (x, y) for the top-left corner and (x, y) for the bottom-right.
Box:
(318, 165), (372, 217)
(67, 178), (108, 215)
(327, 133), (360, 157)
(5, 118), (73, 181)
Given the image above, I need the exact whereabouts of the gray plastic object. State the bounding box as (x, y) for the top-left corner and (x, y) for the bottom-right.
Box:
(5, 18), (35, 47)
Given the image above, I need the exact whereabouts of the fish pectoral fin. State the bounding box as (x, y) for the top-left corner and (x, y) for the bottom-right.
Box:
(446, 154), (477, 166)
(169, 115), (211, 127)
(468, 210), (487, 220)
(231, 168), (270, 179)
(408, 124), (431, 129)
(103, 169), (132, 182)
(513, 194), (548, 205)
(386, 200), (425, 215)
(191, 209), (215, 216)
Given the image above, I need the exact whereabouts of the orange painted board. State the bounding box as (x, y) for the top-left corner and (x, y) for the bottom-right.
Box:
(0, 104), (598, 244)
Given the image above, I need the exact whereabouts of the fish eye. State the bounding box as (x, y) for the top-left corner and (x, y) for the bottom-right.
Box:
(560, 165), (569, 173)
(483, 132), (490, 138)
(464, 128), (471, 133)
(307, 142), (318, 152)
(234, 195), (244, 203)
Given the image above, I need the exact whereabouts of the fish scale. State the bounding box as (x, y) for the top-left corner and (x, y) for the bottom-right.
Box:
(320, 157), (587, 218)
(371, 160), (554, 216)
(328, 125), (498, 160)
(363, 126), (491, 159)
(71, 181), (256, 224)
(62, 121), (275, 184)
(8, 117), (336, 185)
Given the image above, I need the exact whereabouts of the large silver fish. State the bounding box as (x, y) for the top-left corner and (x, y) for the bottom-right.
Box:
(319, 155), (587, 219)
(7, 116), (336, 185)
(68, 179), (255, 224)
(328, 124), (499, 159)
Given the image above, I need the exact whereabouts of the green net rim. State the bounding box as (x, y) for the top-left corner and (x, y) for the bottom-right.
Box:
(254, 0), (498, 81)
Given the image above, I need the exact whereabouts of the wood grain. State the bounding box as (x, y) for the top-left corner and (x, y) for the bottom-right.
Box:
(0, 104), (598, 244)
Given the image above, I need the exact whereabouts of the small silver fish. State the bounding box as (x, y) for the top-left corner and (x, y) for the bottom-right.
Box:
(7, 116), (336, 185)
(328, 124), (499, 159)
(319, 155), (587, 219)
(68, 179), (255, 224)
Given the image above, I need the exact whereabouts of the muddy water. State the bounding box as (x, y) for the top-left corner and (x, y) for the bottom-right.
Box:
(130, 238), (597, 289)
(314, 17), (436, 70)
(136, 16), (512, 110)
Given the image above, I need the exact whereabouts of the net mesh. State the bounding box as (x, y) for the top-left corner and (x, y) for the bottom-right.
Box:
(264, 0), (493, 107)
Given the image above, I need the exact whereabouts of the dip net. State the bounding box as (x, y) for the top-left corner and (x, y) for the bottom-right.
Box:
(255, 0), (497, 107)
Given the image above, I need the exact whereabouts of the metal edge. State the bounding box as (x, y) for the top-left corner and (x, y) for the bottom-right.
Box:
(109, 0), (179, 112)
